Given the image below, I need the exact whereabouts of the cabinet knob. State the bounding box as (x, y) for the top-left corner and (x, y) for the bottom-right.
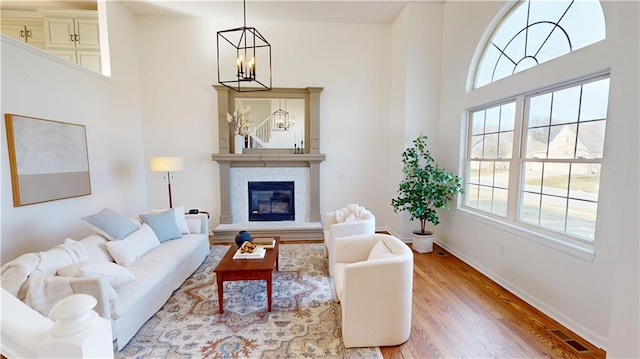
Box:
(74, 34), (78, 42)
(20, 29), (25, 38)
(26, 29), (32, 38)
(70, 34), (74, 41)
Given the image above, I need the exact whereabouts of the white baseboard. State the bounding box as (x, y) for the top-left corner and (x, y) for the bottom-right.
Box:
(435, 240), (607, 350)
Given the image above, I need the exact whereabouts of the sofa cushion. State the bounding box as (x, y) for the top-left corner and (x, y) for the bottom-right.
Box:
(139, 210), (182, 242)
(106, 224), (160, 266)
(111, 234), (207, 319)
(57, 260), (136, 287)
(367, 240), (395, 261)
(82, 208), (139, 241)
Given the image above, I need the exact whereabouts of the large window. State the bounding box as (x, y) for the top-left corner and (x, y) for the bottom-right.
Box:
(465, 76), (609, 242)
(466, 0), (608, 251)
(521, 78), (608, 240)
(466, 102), (515, 217)
(474, 0), (605, 88)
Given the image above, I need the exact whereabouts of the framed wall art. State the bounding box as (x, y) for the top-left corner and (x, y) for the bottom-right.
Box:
(5, 113), (91, 206)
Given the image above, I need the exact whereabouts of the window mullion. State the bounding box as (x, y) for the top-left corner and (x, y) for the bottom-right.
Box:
(507, 95), (526, 223)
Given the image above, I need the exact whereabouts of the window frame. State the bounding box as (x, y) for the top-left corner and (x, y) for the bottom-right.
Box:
(473, 0), (606, 89)
(461, 73), (610, 261)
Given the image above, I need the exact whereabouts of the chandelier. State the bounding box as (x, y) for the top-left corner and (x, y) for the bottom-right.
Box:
(271, 99), (294, 131)
(217, 0), (271, 92)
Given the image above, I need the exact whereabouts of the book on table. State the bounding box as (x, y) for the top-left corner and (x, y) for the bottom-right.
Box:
(253, 237), (276, 248)
(233, 247), (266, 260)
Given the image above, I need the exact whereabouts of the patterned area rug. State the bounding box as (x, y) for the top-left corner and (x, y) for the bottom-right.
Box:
(117, 244), (382, 359)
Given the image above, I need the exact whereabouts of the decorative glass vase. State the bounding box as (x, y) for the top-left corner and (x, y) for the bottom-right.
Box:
(235, 230), (252, 247)
(234, 134), (244, 154)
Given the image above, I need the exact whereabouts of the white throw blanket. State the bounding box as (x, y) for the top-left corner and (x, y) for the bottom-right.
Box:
(1, 241), (90, 315)
(334, 203), (369, 223)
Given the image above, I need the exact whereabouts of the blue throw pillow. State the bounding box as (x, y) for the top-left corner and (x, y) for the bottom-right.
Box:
(139, 209), (182, 242)
(82, 208), (139, 240)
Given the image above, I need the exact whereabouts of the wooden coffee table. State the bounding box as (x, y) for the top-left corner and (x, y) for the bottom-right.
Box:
(214, 236), (280, 314)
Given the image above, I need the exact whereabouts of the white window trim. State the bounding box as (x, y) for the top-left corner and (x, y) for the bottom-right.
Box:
(457, 207), (595, 261)
(461, 74), (610, 262)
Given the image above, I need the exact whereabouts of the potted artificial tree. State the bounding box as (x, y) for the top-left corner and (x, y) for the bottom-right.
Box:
(391, 134), (464, 253)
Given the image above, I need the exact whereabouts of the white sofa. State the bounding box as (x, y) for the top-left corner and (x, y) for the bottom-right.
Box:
(323, 204), (375, 277)
(333, 233), (413, 348)
(0, 212), (210, 351)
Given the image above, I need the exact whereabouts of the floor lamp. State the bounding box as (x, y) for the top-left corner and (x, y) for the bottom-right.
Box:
(151, 156), (183, 208)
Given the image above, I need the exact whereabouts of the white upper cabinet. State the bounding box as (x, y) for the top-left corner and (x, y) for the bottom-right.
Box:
(44, 12), (100, 50)
(42, 10), (101, 73)
(1, 11), (46, 49)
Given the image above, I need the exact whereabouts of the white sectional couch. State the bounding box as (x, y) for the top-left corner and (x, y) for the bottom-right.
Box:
(1, 210), (210, 350)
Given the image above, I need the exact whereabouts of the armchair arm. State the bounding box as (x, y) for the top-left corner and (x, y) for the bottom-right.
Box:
(322, 211), (337, 231)
(69, 277), (113, 320)
(341, 256), (413, 347)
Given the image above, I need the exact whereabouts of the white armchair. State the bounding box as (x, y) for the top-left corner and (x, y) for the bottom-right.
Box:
(333, 233), (413, 348)
(323, 204), (375, 276)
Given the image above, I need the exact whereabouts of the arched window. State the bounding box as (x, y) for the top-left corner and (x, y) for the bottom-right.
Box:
(474, 0), (605, 88)
(464, 0), (610, 253)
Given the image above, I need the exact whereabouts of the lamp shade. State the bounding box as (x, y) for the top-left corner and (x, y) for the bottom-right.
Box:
(150, 157), (183, 172)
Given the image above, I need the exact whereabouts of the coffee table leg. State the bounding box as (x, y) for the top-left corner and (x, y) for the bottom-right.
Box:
(216, 273), (224, 314)
(266, 271), (272, 312)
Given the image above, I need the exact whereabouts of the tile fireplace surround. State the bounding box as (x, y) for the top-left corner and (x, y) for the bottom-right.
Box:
(210, 154), (326, 241)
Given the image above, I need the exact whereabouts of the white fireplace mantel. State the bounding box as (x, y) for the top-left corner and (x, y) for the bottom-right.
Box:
(211, 153), (325, 225)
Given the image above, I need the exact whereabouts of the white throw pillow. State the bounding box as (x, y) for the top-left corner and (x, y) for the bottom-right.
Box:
(106, 224), (160, 266)
(367, 240), (396, 261)
(57, 260), (136, 287)
(66, 236), (113, 262)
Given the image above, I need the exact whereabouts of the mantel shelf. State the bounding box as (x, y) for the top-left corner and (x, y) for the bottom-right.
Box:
(211, 153), (326, 167)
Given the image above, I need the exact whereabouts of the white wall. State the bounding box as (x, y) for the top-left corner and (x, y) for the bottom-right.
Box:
(437, 0), (639, 352)
(0, 1), (146, 263)
(137, 17), (394, 229)
(388, 2), (444, 239)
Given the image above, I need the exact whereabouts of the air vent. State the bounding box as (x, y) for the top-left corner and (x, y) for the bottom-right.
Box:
(436, 251), (447, 257)
(549, 329), (590, 353)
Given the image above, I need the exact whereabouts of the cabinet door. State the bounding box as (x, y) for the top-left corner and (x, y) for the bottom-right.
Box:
(48, 49), (77, 63)
(45, 17), (75, 49)
(77, 50), (102, 73)
(25, 21), (45, 49)
(75, 18), (100, 50)
(1, 23), (27, 42)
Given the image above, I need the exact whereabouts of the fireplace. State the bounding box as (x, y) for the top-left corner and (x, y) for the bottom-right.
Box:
(248, 181), (295, 221)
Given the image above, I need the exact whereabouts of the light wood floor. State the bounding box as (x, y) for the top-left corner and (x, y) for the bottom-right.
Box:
(217, 239), (605, 358)
(378, 243), (606, 359)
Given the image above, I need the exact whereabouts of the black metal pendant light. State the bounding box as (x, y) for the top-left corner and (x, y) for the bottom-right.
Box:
(271, 99), (293, 131)
(217, 0), (272, 92)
